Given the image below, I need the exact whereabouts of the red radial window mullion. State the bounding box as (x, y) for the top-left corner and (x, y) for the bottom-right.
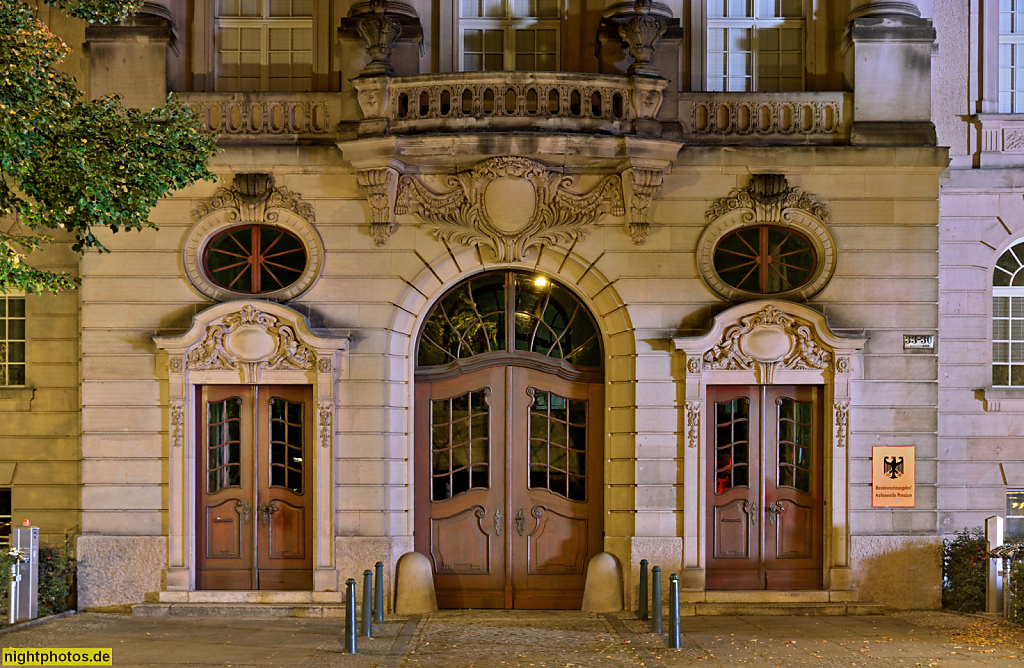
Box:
(250, 225), (262, 293)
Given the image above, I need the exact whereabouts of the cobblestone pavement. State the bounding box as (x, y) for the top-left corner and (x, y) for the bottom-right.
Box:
(1, 610), (1023, 667)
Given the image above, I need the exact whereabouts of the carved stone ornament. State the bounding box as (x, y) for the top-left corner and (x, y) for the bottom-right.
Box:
(317, 356), (333, 373)
(697, 173), (837, 303)
(395, 156), (625, 261)
(686, 356), (701, 375)
(169, 356), (183, 374)
(703, 304), (832, 372)
(186, 305), (317, 383)
(625, 167), (664, 245)
(192, 173), (316, 225)
(834, 400), (850, 448)
(706, 173), (828, 226)
(618, 0), (667, 77)
(170, 401), (184, 448)
(355, 0), (402, 76)
(318, 402), (333, 449)
(836, 356), (850, 374)
(685, 401), (700, 448)
(357, 167), (397, 246)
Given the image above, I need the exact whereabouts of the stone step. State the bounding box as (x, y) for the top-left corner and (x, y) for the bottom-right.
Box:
(133, 600), (885, 619)
(683, 602), (885, 616)
(133, 602), (349, 618)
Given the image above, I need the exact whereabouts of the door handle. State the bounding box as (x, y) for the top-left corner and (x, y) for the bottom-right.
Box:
(236, 501), (252, 525)
(766, 501), (784, 527)
(259, 500), (278, 526)
(748, 502), (758, 525)
(493, 508), (502, 536)
(515, 508), (525, 536)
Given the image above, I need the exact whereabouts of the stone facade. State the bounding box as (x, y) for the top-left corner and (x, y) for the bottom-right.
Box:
(3, 0), (1012, 613)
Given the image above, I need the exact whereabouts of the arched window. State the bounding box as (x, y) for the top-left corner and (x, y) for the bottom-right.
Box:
(993, 240), (1024, 385)
(417, 270), (601, 369)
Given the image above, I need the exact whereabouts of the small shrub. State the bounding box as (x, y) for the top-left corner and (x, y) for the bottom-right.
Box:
(1008, 557), (1024, 625)
(0, 543), (75, 621)
(943, 525), (988, 612)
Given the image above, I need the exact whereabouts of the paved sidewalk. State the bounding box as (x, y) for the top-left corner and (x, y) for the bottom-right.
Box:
(2, 609), (1023, 667)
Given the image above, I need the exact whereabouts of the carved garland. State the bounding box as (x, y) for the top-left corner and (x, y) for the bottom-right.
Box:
(685, 401), (701, 448)
(702, 304), (832, 372)
(170, 401), (184, 448)
(318, 402), (333, 449)
(834, 400), (850, 448)
(394, 156), (625, 261)
(187, 305), (317, 383)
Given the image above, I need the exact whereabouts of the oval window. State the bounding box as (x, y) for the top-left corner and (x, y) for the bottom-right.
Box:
(203, 225), (308, 295)
(712, 225), (817, 295)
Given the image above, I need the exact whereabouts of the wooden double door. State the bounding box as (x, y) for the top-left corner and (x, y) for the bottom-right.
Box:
(414, 365), (603, 609)
(706, 385), (824, 590)
(196, 385), (313, 590)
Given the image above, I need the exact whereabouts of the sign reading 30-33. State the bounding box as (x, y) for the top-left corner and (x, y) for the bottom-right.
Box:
(872, 445), (916, 507)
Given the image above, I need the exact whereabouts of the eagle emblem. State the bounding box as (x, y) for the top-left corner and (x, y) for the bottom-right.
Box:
(883, 456), (904, 480)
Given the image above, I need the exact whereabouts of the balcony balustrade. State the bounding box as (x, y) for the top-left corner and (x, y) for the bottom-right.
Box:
(680, 92), (851, 145)
(352, 71), (666, 136)
(176, 92), (340, 143)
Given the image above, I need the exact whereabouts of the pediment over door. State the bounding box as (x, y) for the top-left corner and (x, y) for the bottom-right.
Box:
(674, 301), (864, 386)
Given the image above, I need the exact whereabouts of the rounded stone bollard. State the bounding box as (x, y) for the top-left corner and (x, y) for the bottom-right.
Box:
(581, 552), (623, 612)
(394, 552), (438, 614)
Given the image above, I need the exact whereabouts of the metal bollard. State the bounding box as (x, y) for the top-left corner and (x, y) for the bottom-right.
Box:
(374, 561), (384, 623)
(651, 566), (662, 634)
(344, 578), (357, 653)
(669, 574), (681, 649)
(638, 559), (648, 621)
(362, 570), (373, 638)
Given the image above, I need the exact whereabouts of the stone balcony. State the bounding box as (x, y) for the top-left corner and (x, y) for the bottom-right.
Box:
(176, 86), (852, 148)
(176, 92), (341, 144)
(351, 71), (666, 137)
(679, 92), (852, 145)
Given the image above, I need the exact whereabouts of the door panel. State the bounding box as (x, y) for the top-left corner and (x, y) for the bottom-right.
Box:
(415, 367), (506, 609)
(197, 385), (313, 590)
(706, 385), (823, 591)
(415, 365), (603, 609)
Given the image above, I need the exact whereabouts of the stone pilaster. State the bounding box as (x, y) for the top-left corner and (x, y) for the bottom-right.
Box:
(844, 0), (937, 145)
(85, 14), (172, 110)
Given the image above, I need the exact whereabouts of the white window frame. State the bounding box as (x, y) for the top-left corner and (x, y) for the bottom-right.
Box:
(0, 291), (25, 388)
(998, 0), (1024, 112)
(193, 0), (329, 92)
(705, 1), (805, 92)
(991, 240), (1024, 386)
(456, 0), (561, 72)
(689, 0), (823, 92)
(214, 18), (314, 91)
(442, 0), (583, 73)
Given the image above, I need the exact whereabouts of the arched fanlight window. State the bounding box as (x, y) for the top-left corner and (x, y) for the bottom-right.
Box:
(993, 240), (1024, 385)
(417, 271), (601, 369)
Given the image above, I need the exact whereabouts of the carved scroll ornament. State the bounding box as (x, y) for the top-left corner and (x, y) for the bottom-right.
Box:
(702, 304), (832, 372)
(395, 156), (625, 261)
(318, 402), (333, 449)
(705, 173), (828, 226)
(192, 173), (315, 225)
(685, 401), (700, 448)
(625, 167), (664, 245)
(186, 305), (317, 383)
(834, 400), (850, 448)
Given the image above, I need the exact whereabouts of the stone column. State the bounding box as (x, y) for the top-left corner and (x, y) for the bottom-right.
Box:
(845, 0), (937, 145)
(85, 15), (172, 110)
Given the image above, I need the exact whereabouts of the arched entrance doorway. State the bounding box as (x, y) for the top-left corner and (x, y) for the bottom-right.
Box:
(413, 270), (604, 609)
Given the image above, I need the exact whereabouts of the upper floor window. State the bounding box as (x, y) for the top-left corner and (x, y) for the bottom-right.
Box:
(992, 240), (1024, 385)
(459, 0), (560, 71)
(0, 292), (25, 386)
(1000, 0), (1024, 112)
(707, 0), (804, 92)
(214, 0), (313, 91)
